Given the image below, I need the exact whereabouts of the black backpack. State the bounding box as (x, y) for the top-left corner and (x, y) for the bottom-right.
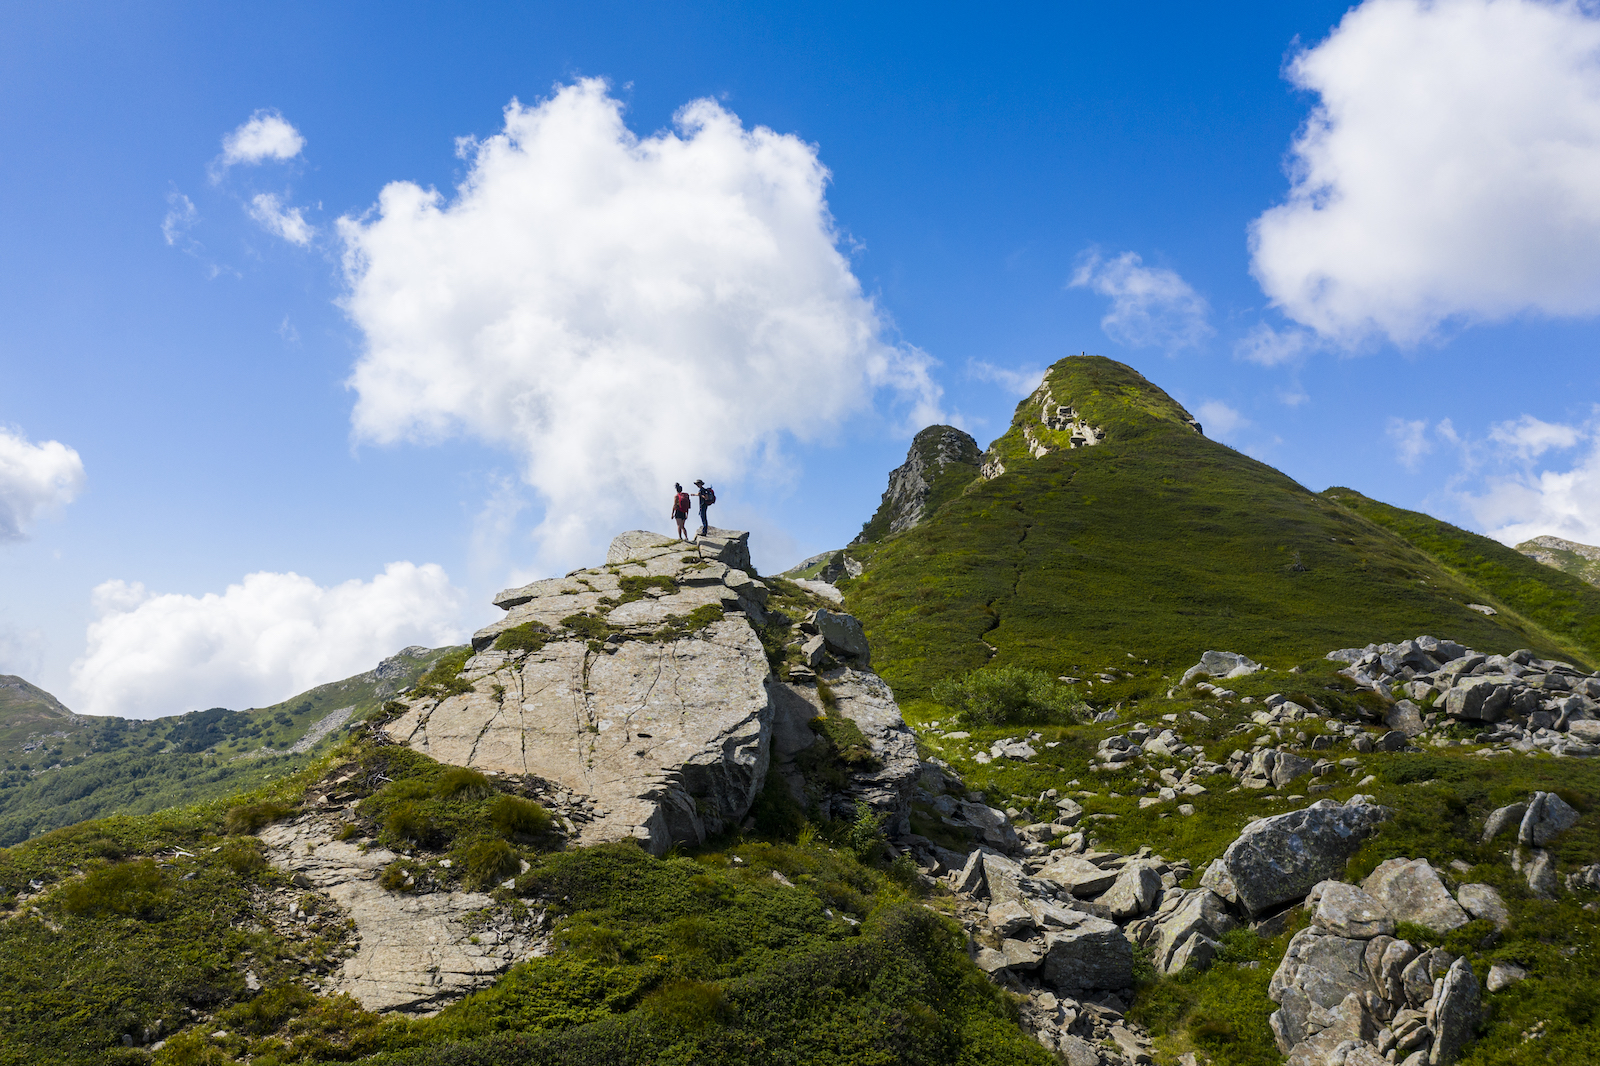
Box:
(702, 485), (716, 505)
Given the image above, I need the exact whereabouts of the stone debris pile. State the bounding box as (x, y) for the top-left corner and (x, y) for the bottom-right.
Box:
(1328, 637), (1600, 757)
(1268, 860), (1503, 1066)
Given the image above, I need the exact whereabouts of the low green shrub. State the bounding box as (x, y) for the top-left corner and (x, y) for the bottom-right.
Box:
(224, 800), (294, 835)
(489, 795), (552, 838)
(618, 575), (678, 602)
(561, 613), (614, 641)
(458, 838), (521, 891)
(493, 622), (552, 655)
(411, 649), (475, 700)
(54, 859), (171, 919)
(845, 802), (887, 863)
(218, 838), (266, 875)
(384, 801), (434, 845)
(931, 666), (1088, 727)
(434, 767), (492, 801)
(641, 978), (727, 1032)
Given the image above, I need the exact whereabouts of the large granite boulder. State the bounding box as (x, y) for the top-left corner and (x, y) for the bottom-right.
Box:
(390, 530), (914, 855)
(1180, 650), (1262, 686)
(1518, 791), (1580, 846)
(1201, 798), (1391, 916)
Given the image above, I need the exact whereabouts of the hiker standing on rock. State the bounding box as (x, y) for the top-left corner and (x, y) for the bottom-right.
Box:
(670, 483), (692, 541)
(694, 479), (715, 536)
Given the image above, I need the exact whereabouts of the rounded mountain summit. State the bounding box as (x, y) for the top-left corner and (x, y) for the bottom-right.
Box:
(807, 355), (1600, 703)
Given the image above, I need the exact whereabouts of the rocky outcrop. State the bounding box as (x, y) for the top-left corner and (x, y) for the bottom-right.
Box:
(1269, 868), (1487, 1066)
(853, 425), (981, 543)
(384, 529), (919, 856)
(259, 808), (544, 1014)
(1326, 638), (1600, 757)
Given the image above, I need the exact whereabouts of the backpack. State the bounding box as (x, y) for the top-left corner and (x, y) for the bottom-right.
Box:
(702, 485), (716, 505)
(674, 492), (690, 515)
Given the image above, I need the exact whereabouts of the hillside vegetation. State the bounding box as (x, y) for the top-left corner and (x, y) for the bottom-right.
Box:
(842, 356), (1596, 704)
(0, 648), (455, 845)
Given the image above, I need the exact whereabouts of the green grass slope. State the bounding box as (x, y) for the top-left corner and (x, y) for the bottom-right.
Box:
(842, 356), (1595, 703)
(0, 647), (457, 845)
(0, 737), (1051, 1066)
(1319, 489), (1600, 661)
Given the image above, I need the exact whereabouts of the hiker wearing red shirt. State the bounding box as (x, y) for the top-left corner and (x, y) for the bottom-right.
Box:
(670, 483), (692, 540)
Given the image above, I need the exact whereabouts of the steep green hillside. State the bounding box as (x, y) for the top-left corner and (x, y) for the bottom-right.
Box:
(0, 738), (1050, 1066)
(0, 647), (457, 845)
(842, 356), (1595, 702)
(1326, 490), (1600, 662)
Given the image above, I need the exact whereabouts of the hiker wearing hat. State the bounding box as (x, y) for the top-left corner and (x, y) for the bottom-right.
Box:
(694, 480), (716, 536)
(670, 483), (691, 541)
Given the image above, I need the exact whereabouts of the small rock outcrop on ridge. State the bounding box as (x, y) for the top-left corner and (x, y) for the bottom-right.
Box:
(852, 424), (981, 544)
(382, 528), (920, 856)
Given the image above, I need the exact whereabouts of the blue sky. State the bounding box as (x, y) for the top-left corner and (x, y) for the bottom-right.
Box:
(3, 0), (1599, 717)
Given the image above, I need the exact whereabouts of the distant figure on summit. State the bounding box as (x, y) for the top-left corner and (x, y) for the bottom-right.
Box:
(670, 483), (691, 541)
(694, 479), (716, 536)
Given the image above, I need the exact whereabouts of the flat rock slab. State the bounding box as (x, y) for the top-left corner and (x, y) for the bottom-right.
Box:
(260, 814), (542, 1014)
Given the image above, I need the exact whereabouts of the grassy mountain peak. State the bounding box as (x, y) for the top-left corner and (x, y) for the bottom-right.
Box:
(841, 354), (1596, 703)
(1518, 533), (1600, 588)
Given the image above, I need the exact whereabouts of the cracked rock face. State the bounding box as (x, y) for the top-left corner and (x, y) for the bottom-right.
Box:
(386, 529), (917, 857)
(259, 813), (544, 1014)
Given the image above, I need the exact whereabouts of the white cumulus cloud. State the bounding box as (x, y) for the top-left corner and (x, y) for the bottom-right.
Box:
(1069, 250), (1212, 353)
(1387, 416), (1434, 470)
(339, 79), (942, 572)
(248, 193), (316, 245)
(1196, 400), (1249, 442)
(70, 563), (466, 719)
(220, 110), (305, 168)
(967, 359), (1047, 396)
(0, 427), (85, 542)
(1458, 411), (1600, 545)
(1251, 0), (1600, 347)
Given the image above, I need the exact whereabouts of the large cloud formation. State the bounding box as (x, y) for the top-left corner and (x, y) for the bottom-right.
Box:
(1251, 0), (1600, 346)
(0, 426), (85, 542)
(70, 564), (464, 719)
(339, 79), (941, 569)
(1069, 251), (1212, 353)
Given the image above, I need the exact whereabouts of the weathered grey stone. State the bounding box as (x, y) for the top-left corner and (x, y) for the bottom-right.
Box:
(1167, 931), (1219, 974)
(812, 608), (871, 664)
(1567, 719), (1600, 743)
(1037, 854), (1120, 898)
(1099, 860), (1162, 920)
(1284, 992), (1376, 1066)
(1486, 961), (1527, 992)
(1271, 751), (1318, 789)
(1204, 799), (1391, 916)
(1525, 849), (1558, 899)
(1429, 957), (1480, 1066)
(1152, 889), (1237, 974)
(1313, 881), (1396, 939)
(950, 800), (1022, 851)
(851, 425), (981, 541)
(1271, 984), (1313, 1052)
(1455, 884), (1509, 930)
(1058, 1034), (1101, 1066)
(1443, 676), (1517, 721)
(981, 852), (1027, 905)
(974, 946), (1010, 974)
(1001, 937), (1044, 972)
(1387, 700), (1426, 737)
(260, 813), (542, 1013)
(1041, 913), (1133, 991)
(987, 898), (1033, 937)
(1181, 650), (1263, 686)
(951, 849), (987, 896)
(1518, 791), (1580, 847)
(1362, 859), (1470, 934)
(1481, 803), (1528, 844)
